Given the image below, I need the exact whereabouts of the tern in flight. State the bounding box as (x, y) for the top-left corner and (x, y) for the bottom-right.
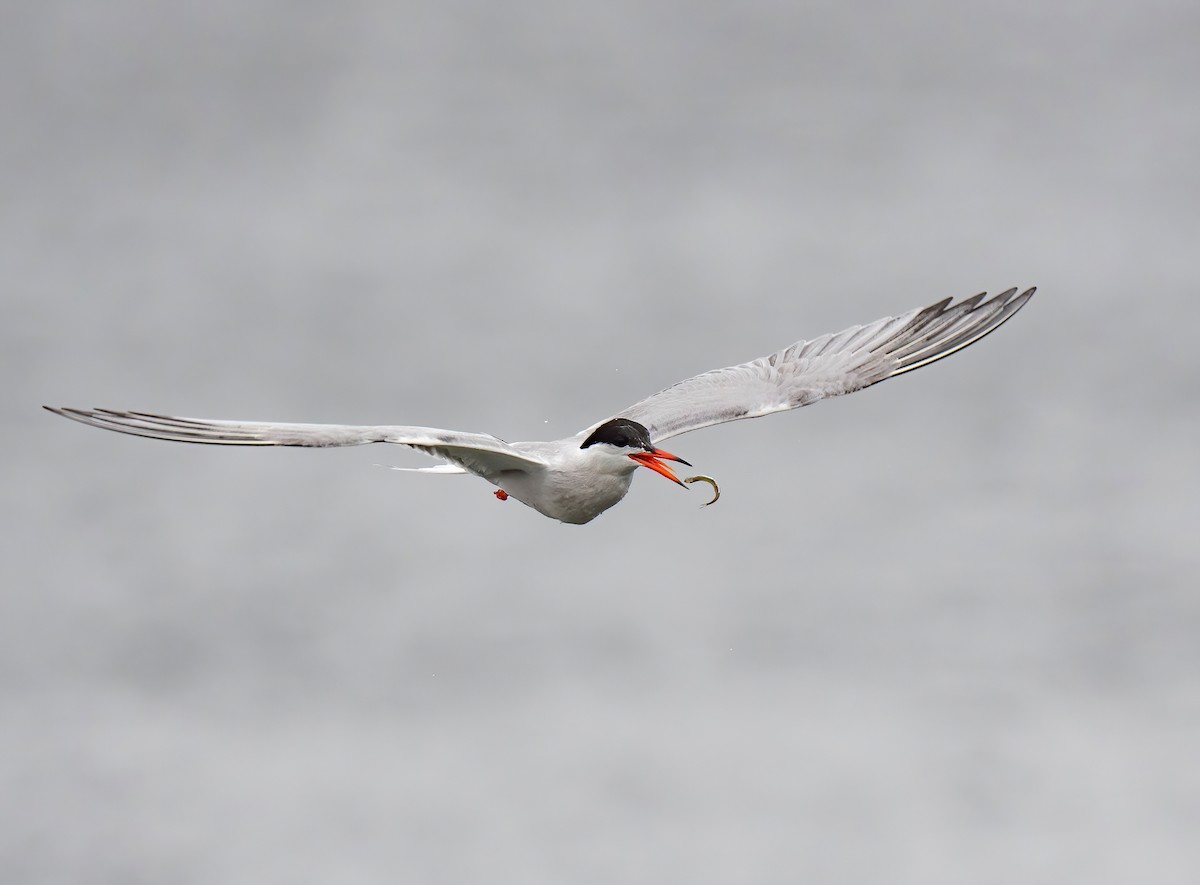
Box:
(46, 287), (1034, 524)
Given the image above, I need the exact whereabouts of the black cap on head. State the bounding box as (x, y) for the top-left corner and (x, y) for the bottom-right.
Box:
(580, 417), (653, 450)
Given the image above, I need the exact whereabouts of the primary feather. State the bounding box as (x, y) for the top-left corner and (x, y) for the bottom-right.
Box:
(41, 407), (546, 481)
(604, 287), (1033, 442)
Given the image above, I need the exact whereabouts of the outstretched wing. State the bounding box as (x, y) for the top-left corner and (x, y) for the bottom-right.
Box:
(594, 287), (1034, 443)
(43, 407), (545, 481)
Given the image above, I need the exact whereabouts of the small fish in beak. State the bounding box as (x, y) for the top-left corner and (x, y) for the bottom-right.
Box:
(683, 474), (720, 506)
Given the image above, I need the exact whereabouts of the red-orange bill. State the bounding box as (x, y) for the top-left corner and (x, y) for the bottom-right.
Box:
(628, 448), (690, 486)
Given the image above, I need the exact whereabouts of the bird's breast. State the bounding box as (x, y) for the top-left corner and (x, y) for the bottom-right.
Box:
(505, 464), (634, 525)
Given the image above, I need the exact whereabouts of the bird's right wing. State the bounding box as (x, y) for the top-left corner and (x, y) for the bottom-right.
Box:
(595, 287), (1034, 443)
(43, 407), (545, 481)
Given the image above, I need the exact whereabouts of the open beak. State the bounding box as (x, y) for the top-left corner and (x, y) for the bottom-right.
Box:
(628, 448), (692, 487)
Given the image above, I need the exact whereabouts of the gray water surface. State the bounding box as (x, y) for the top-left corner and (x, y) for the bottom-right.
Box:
(4, 1), (1199, 882)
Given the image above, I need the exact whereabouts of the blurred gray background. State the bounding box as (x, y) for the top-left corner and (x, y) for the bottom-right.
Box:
(4, 1), (1198, 882)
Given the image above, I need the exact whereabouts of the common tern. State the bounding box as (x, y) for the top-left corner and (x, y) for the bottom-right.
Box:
(46, 287), (1034, 524)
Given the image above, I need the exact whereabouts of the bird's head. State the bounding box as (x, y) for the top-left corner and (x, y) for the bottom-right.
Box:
(580, 418), (691, 486)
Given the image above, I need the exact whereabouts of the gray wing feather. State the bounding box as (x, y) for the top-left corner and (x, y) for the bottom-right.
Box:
(601, 287), (1034, 442)
(43, 407), (546, 480)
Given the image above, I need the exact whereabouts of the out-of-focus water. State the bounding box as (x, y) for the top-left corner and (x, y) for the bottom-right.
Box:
(4, 1), (1199, 882)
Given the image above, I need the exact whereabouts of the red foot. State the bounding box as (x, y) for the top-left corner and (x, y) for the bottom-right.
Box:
(494, 489), (509, 501)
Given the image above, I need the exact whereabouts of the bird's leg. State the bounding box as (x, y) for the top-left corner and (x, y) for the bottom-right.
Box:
(494, 489), (509, 501)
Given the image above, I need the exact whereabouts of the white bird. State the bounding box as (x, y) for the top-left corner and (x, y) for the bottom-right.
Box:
(45, 287), (1034, 524)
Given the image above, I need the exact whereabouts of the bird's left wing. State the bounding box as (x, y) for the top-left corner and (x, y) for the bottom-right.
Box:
(588, 287), (1034, 443)
(43, 407), (545, 481)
